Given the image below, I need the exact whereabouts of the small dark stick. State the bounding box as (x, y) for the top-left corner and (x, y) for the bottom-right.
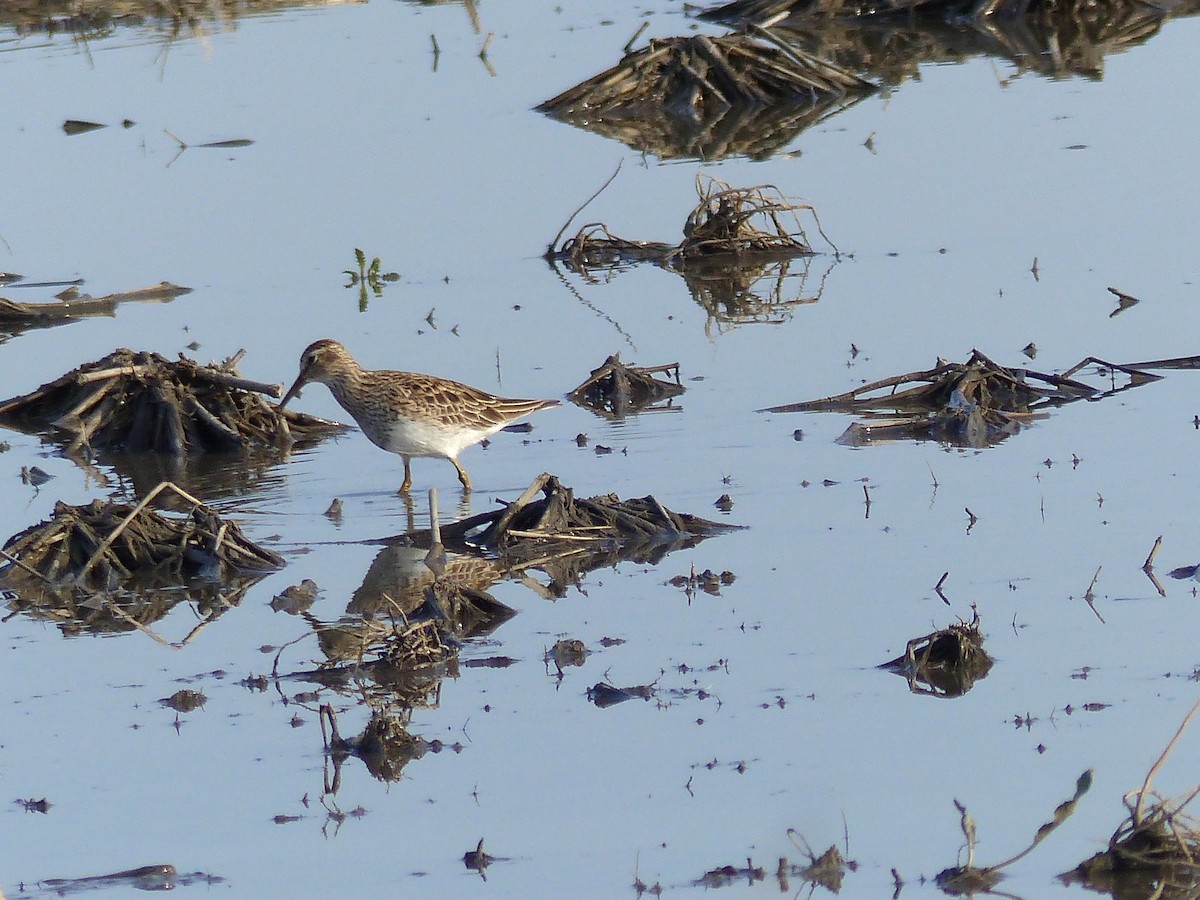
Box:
(935, 572), (950, 606)
(1143, 535), (1163, 570)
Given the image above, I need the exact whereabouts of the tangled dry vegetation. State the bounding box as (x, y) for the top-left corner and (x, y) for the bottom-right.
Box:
(0, 347), (346, 458)
(0, 481), (283, 637)
(550, 175), (834, 277)
(1062, 700), (1200, 898)
(700, 0), (1179, 84)
(697, 832), (853, 893)
(321, 705), (434, 785)
(399, 473), (736, 598)
(1, 0), (338, 35)
(537, 31), (875, 159)
(760, 348), (1164, 448)
(879, 610), (993, 698)
(548, 173), (836, 334)
(569, 354), (685, 419)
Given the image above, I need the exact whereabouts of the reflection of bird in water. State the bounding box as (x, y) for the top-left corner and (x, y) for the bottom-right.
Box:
(349, 544), (514, 638)
(278, 339), (558, 493)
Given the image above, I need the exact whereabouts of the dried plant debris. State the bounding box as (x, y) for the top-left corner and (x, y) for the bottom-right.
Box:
(1063, 700), (1200, 899)
(463, 839), (497, 876)
(160, 689), (207, 712)
(537, 32), (875, 160)
(0, 281), (190, 335)
(937, 771), (1093, 895)
(379, 615), (459, 671)
(321, 705), (431, 784)
(548, 638), (588, 672)
(3, 0), (330, 36)
(569, 354), (684, 419)
(402, 473), (738, 597)
(302, 619), (455, 711)
(684, 255), (827, 335)
(39, 865), (183, 894)
(790, 10), (1166, 87)
(879, 611), (993, 698)
(700, 832), (854, 892)
(0, 347), (346, 458)
(701, 0), (1173, 36)
(550, 176), (837, 329)
(0, 482), (282, 633)
(305, 608), (459, 678)
(588, 680), (657, 708)
(670, 566), (737, 597)
(291, 549), (511, 708)
(270, 578), (319, 615)
(696, 860), (768, 888)
(761, 349), (1163, 449)
(550, 175), (834, 276)
(790, 843), (851, 893)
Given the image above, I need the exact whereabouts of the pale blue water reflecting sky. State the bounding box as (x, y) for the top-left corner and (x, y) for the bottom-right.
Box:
(2, 2), (1200, 896)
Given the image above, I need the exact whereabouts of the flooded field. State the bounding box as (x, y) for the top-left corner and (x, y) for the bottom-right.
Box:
(3, 0), (1200, 897)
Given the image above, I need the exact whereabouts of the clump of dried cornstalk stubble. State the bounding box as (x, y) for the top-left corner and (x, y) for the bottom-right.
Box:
(1062, 699), (1200, 898)
(537, 31), (875, 160)
(395, 473), (738, 598)
(761, 349), (1163, 449)
(569, 354), (685, 419)
(0, 347), (345, 457)
(418, 472), (734, 555)
(0, 481), (283, 592)
(879, 610), (993, 698)
(550, 174), (835, 277)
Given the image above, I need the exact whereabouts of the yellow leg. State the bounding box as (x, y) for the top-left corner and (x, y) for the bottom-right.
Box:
(398, 457), (413, 494)
(451, 458), (472, 492)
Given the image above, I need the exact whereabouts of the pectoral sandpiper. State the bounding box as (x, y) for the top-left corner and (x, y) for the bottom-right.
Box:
(279, 339), (558, 493)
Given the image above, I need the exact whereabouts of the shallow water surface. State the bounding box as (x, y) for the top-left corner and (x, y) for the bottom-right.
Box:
(3, 1), (1200, 897)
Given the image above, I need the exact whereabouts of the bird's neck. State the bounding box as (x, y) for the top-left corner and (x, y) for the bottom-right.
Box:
(325, 363), (365, 407)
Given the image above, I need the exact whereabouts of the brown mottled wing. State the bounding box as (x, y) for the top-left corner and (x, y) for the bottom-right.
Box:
(364, 371), (558, 430)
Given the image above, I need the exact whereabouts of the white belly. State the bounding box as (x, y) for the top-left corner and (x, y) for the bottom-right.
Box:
(365, 416), (501, 460)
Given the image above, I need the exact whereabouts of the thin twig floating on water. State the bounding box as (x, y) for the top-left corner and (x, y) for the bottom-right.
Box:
(545, 161), (623, 259)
